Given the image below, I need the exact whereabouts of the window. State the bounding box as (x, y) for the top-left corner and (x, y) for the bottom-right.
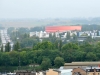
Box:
(97, 69), (99, 71)
(73, 72), (77, 75)
(88, 69), (90, 71)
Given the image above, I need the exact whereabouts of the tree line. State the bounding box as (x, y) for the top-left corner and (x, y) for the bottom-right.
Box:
(1, 26), (100, 71)
(0, 41), (100, 70)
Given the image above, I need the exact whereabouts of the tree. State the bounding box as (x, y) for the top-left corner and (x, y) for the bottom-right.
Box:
(20, 51), (28, 65)
(66, 32), (70, 40)
(41, 58), (51, 70)
(73, 33), (77, 40)
(33, 41), (54, 50)
(63, 49), (76, 62)
(5, 42), (11, 52)
(1, 53), (10, 67)
(86, 52), (97, 61)
(85, 36), (93, 43)
(1, 45), (3, 52)
(54, 57), (64, 68)
(97, 31), (99, 36)
(9, 51), (19, 66)
(59, 40), (62, 51)
(80, 42), (93, 53)
(61, 43), (79, 62)
(18, 28), (29, 34)
(61, 43), (79, 52)
(20, 37), (38, 48)
(30, 27), (45, 32)
(13, 42), (20, 51)
(74, 50), (86, 61)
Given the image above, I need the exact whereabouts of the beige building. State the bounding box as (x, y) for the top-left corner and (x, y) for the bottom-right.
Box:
(46, 69), (72, 75)
(72, 67), (100, 75)
(72, 67), (86, 75)
(46, 69), (61, 75)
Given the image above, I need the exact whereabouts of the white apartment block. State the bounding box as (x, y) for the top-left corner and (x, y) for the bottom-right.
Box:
(0, 29), (13, 52)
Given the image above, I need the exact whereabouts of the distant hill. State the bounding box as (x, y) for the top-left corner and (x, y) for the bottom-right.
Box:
(0, 17), (100, 27)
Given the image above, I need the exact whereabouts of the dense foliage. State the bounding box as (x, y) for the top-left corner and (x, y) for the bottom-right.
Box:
(3, 25), (100, 71)
(1, 41), (100, 70)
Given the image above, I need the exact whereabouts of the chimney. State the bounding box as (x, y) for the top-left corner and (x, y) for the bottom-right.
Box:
(94, 68), (96, 75)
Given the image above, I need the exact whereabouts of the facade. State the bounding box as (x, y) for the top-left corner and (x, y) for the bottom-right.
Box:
(30, 32), (35, 37)
(29, 31), (49, 38)
(15, 70), (45, 75)
(72, 67), (86, 75)
(46, 69), (72, 75)
(46, 69), (60, 75)
(86, 67), (100, 75)
(16, 71), (36, 75)
(72, 67), (100, 75)
(45, 26), (82, 32)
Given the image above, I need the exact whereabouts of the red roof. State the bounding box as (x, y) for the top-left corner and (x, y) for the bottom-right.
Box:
(45, 26), (82, 32)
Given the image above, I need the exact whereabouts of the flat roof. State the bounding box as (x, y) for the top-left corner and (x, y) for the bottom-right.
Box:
(64, 62), (100, 66)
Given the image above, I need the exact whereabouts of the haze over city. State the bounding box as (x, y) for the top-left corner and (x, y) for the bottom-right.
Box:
(1, 0), (100, 74)
(0, 0), (100, 19)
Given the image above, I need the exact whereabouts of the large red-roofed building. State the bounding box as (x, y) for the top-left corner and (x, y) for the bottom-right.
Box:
(45, 26), (82, 32)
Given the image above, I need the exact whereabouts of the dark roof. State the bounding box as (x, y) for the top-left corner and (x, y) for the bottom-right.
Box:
(73, 67), (86, 72)
(53, 70), (61, 73)
(15, 70), (31, 73)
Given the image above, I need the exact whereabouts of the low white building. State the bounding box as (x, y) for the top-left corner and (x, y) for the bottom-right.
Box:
(30, 31), (49, 38)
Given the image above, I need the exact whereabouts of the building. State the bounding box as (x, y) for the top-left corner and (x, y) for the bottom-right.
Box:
(72, 67), (86, 75)
(72, 66), (100, 75)
(36, 72), (45, 75)
(86, 66), (100, 75)
(0, 29), (13, 51)
(29, 31), (49, 38)
(7, 73), (16, 75)
(30, 32), (35, 37)
(15, 70), (46, 75)
(16, 70), (36, 75)
(46, 69), (60, 75)
(45, 26), (82, 33)
(64, 62), (100, 69)
(46, 69), (72, 75)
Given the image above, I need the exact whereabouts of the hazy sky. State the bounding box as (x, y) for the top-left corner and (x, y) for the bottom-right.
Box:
(0, 0), (100, 19)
